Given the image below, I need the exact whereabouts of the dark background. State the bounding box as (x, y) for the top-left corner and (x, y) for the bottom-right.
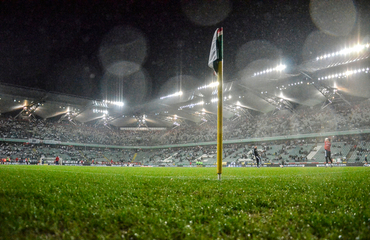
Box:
(0, 0), (368, 101)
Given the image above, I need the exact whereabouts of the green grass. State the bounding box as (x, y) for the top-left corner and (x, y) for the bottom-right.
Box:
(0, 165), (369, 239)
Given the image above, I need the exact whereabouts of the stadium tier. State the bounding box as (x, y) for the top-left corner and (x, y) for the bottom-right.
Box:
(1, 106), (370, 166)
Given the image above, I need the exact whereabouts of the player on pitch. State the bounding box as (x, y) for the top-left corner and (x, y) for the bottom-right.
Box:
(253, 146), (262, 168)
(324, 138), (332, 167)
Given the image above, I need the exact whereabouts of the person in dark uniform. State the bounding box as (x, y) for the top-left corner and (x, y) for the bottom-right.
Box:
(253, 146), (261, 168)
(365, 155), (368, 164)
(324, 138), (332, 167)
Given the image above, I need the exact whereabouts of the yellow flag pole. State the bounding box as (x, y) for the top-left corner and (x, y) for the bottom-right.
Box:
(217, 61), (223, 180)
(216, 29), (223, 181)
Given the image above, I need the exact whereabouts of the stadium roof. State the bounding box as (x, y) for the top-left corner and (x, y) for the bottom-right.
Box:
(0, 41), (369, 128)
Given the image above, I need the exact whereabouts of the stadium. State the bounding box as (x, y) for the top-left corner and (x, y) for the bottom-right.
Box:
(1, 40), (370, 167)
(1, 0), (370, 239)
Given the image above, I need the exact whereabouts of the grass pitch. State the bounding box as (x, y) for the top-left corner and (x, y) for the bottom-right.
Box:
(0, 165), (369, 239)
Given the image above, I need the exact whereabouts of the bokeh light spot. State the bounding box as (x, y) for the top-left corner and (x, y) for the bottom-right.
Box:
(310, 0), (357, 37)
(181, 0), (231, 26)
(99, 26), (148, 74)
(235, 40), (282, 70)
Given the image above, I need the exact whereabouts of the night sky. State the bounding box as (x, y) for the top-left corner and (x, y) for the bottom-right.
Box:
(0, 0), (369, 104)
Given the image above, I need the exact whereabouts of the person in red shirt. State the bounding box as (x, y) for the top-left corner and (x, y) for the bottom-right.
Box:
(324, 138), (332, 166)
(55, 156), (60, 165)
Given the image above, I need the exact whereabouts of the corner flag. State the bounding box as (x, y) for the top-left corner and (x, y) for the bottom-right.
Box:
(208, 28), (223, 75)
(208, 28), (223, 180)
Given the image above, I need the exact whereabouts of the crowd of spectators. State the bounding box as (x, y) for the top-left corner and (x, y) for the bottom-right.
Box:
(2, 134), (370, 164)
(1, 100), (370, 147)
(148, 100), (370, 145)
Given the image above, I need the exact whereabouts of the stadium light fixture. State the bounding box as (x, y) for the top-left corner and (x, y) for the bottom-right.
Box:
(102, 100), (124, 107)
(121, 127), (167, 131)
(93, 100), (108, 107)
(93, 109), (108, 114)
(160, 91), (183, 100)
(197, 81), (219, 90)
(315, 42), (370, 61)
(93, 100), (125, 107)
(253, 64), (287, 77)
(178, 101), (204, 110)
(318, 67), (369, 81)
